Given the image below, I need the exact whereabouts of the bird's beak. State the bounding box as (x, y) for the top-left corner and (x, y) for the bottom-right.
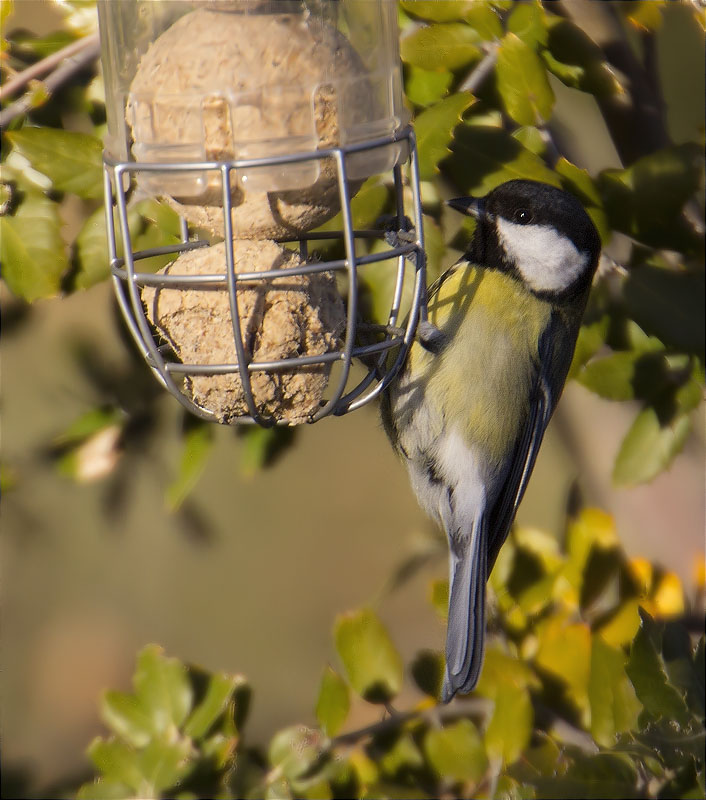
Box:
(447, 196), (484, 219)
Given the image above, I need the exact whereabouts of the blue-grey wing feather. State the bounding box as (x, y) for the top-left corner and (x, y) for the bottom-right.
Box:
(487, 311), (577, 569)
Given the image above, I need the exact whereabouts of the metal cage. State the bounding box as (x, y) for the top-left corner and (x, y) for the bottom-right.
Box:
(104, 125), (426, 426)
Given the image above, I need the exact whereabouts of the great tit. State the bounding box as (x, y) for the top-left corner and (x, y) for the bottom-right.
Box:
(381, 179), (601, 702)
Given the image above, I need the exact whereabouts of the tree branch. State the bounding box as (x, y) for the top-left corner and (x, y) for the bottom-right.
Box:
(0, 33), (100, 101)
(0, 34), (100, 128)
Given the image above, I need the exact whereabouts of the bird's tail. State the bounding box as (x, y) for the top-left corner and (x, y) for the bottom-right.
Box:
(442, 522), (487, 702)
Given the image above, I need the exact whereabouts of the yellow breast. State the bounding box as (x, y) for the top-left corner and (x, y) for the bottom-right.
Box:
(409, 265), (552, 465)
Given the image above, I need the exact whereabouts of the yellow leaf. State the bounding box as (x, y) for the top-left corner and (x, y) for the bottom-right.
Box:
(535, 613), (591, 723)
(628, 557), (653, 595)
(598, 600), (641, 648)
(651, 572), (685, 617)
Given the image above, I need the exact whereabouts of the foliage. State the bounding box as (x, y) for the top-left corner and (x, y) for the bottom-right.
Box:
(78, 509), (705, 799)
(1, 3), (704, 798)
(1, 0), (704, 499)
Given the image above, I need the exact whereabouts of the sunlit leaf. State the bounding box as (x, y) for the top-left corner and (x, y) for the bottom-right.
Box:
(598, 600), (642, 648)
(414, 92), (474, 181)
(567, 316), (609, 379)
(0, 189), (66, 301)
(6, 129), (103, 198)
(496, 34), (554, 126)
(401, 23), (482, 71)
(315, 666), (350, 737)
(535, 613), (591, 721)
(87, 738), (143, 793)
(136, 738), (194, 795)
(589, 636), (641, 747)
(133, 645), (193, 736)
(507, 1), (548, 49)
(612, 406), (691, 487)
(268, 726), (323, 781)
(334, 608), (404, 703)
(486, 683), (533, 766)
(424, 719), (488, 783)
(183, 672), (243, 740)
(404, 65), (453, 107)
(101, 691), (153, 748)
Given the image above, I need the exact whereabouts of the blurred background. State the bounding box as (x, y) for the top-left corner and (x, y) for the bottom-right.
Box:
(1, 1), (704, 796)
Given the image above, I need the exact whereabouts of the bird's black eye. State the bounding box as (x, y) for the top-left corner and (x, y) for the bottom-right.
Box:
(513, 208), (533, 224)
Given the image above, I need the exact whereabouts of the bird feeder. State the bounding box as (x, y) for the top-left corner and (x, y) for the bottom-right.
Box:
(97, 0), (425, 426)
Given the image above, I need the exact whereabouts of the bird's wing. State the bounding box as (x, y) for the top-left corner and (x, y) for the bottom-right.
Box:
(486, 310), (577, 570)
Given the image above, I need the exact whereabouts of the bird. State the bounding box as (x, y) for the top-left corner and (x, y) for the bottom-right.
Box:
(381, 179), (601, 702)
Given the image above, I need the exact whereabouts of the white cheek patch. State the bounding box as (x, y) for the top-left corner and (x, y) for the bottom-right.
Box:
(496, 218), (590, 294)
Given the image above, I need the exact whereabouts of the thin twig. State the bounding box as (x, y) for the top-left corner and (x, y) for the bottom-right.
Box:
(458, 44), (499, 94)
(0, 33), (100, 101)
(330, 697), (492, 748)
(0, 35), (100, 128)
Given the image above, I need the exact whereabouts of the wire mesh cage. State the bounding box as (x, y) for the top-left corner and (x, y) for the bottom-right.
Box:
(98, 0), (426, 426)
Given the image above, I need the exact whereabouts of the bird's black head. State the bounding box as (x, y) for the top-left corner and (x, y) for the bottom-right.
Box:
(449, 179), (602, 302)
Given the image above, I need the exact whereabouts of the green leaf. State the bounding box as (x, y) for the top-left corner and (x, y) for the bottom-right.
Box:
(484, 683), (533, 766)
(567, 316), (609, 379)
(511, 125), (546, 156)
(54, 407), (124, 447)
(268, 726), (323, 781)
(577, 352), (641, 401)
(165, 422), (214, 512)
(401, 23), (482, 71)
(6, 129), (103, 198)
(101, 691), (153, 748)
(535, 614), (592, 720)
(626, 609), (692, 724)
(423, 719), (488, 783)
(0, 188), (66, 301)
(183, 672), (243, 740)
(622, 266), (705, 360)
(507, 2), (548, 49)
(77, 779), (133, 800)
(530, 752), (639, 799)
(496, 33), (554, 126)
(334, 608), (404, 703)
(599, 144), (704, 251)
(462, 4), (504, 40)
(401, 1), (474, 23)
(378, 732), (425, 778)
(87, 738), (144, 792)
(589, 636), (641, 747)
(555, 158), (602, 207)
(414, 92), (474, 181)
(405, 65), (453, 107)
(401, 2), (503, 39)
(612, 405), (691, 487)
(444, 125), (559, 197)
(136, 738), (194, 795)
(544, 18), (622, 96)
(315, 666), (350, 737)
(237, 426), (296, 477)
(134, 645), (193, 736)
